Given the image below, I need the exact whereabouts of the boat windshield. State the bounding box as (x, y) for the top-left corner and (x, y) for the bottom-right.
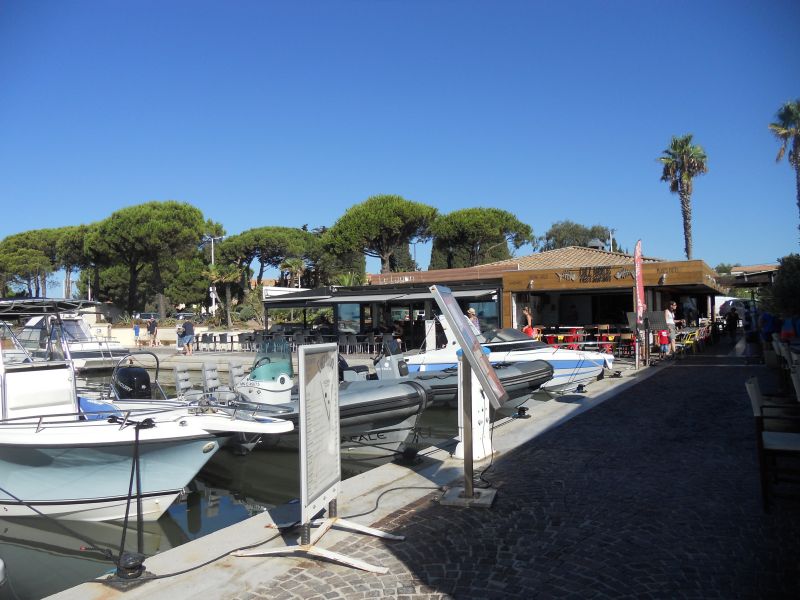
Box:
(0, 321), (34, 365)
(249, 339), (293, 381)
(58, 317), (92, 342)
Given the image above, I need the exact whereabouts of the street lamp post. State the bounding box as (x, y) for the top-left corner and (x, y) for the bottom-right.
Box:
(203, 235), (224, 315)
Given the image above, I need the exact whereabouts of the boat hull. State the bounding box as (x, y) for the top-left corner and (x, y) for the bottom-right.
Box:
(254, 380), (430, 456)
(0, 422), (224, 522)
(408, 348), (608, 393)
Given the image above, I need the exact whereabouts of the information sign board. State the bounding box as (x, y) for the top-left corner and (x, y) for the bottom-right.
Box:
(298, 343), (340, 524)
(430, 285), (508, 409)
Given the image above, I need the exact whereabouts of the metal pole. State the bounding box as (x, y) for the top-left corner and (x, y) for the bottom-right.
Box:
(210, 237), (217, 316)
(460, 354), (474, 499)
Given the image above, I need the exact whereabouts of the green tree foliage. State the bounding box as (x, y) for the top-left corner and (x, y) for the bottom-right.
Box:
(332, 271), (365, 286)
(204, 263), (243, 329)
(428, 208), (533, 269)
(768, 254), (800, 316)
(539, 220), (616, 252)
(165, 255), (210, 308)
(279, 257), (306, 288)
(389, 243), (417, 272)
(306, 227), (365, 286)
(0, 246), (52, 296)
(245, 227), (311, 285)
(768, 99), (800, 236)
(89, 201), (206, 315)
(714, 263), (741, 275)
(0, 229), (60, 296)
(659, 134), (709, 259)
(326, 195), (437, 273)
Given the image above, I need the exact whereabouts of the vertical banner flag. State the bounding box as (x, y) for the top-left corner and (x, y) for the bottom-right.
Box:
(633, 239), (645, 325)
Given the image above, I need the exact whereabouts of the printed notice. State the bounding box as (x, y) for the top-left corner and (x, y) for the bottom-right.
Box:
(299, 343), (340, 523)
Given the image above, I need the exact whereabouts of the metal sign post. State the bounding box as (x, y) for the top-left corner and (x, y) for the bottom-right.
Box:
(430, 285), (504, 508)
(235, 343), (403, 573)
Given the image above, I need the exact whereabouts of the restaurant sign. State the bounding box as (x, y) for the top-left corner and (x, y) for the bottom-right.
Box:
(556, 266), (621, 284)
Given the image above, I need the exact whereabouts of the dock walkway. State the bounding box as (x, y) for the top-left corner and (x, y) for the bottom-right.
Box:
(54, 338), (800, 599)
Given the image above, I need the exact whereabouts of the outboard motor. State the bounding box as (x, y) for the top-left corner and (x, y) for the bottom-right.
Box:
(113, 366), (152, 399)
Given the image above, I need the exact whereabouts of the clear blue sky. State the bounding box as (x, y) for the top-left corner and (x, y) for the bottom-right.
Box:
(1, 0), (798, 288)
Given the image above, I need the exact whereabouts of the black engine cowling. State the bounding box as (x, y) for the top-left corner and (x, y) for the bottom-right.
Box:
(113, 366), (152, 399)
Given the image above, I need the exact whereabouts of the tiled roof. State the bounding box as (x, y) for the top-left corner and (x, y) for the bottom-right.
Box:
(731, 264), (779, 274)
(484, 246), (664, 270)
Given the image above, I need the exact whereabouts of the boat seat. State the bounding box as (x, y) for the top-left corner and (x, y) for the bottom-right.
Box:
(173, 364), (204, 402)
(228, 360), (246, 388)
(202, 363), (238, 403)
(338, 355), (369, 382)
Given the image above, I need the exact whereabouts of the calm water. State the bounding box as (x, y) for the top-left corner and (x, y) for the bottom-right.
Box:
(0, 370), (460, 600)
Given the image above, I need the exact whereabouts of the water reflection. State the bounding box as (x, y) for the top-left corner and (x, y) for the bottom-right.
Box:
(0, 515), (187, 600)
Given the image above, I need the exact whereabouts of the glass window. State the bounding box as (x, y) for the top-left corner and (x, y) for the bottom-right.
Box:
(337, 303), (361, 333)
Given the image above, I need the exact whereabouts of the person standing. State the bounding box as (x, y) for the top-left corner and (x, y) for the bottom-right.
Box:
(465, 307), (480, 335)
(181, 319), (195, 355)
(132, 321), (140, 348)
(521, 306), (534, 337)
(147, 317), (158, 347)
(665, 301), (680, 356)
(726, 308), (739, 342)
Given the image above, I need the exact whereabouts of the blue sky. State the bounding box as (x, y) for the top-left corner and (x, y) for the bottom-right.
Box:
(1, 0), (798, 289)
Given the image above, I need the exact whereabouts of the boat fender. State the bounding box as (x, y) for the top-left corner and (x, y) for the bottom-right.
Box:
(0, 557), (6, 588)
(398, 380), (433, 409)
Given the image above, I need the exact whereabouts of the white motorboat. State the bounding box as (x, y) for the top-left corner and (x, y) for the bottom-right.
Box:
(16, 310), (130, 371)
(405, 324), (613, 394)
(0, 299), (293, 522)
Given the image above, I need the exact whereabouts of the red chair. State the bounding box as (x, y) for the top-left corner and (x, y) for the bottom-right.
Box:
(544, 335), (559, 347)
(600, 334), (614, 354)
(563, 335), (580, 350)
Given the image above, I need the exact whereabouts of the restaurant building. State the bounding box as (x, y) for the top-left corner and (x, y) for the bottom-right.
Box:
(262, 246), (727, 346)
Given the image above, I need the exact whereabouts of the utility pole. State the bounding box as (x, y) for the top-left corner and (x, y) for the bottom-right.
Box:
(203, 235), (224, 315)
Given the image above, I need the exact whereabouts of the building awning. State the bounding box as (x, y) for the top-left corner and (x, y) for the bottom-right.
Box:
(397, 288), (496, 301)
(263, 287), (498, 308)
(311, 292), (406, 305)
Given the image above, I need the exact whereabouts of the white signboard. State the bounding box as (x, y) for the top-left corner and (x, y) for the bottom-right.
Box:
(430, 285), (508, 409)
(299, 343), (340, 524)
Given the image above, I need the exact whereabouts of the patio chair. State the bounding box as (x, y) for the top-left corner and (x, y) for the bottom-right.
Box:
(199, 333), (214, 352)
(217, 333), (230, 352)
(346, 333), (361, 354)
(745, 376), (800, 510)
(237, 333), (252, 352)
(363, 332), (377, 354)
(616, 333), (634, 357)
(292, 331), (306, 351)
(338, 333), (350, 354)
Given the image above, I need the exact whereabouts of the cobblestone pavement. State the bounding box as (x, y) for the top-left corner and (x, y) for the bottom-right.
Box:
(243, 339), (800, 599)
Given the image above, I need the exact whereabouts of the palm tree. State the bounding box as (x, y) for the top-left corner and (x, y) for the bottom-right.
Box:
(332, 271), (365, 286)
(658, 134), (709, 259)
(279, 257), (306, 321)
(203, 264), (240, 330)
(769, 99), (800, 236)
(279, 257), (306, 289)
